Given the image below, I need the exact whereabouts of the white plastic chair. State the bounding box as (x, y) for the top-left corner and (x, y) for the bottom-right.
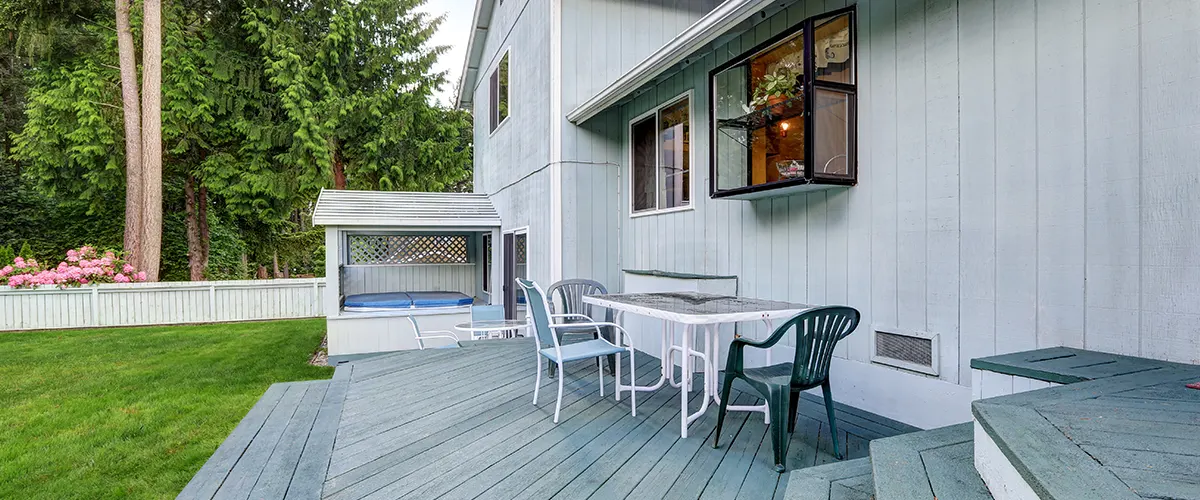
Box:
(516, 278), (636, 423)
(405, 315), (461, 350)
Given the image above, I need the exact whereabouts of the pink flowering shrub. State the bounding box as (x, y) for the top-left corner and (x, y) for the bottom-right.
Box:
(0, 246), (148, 289)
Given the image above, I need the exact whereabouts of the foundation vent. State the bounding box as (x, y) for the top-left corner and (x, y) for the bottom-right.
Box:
(871, 328), (939, 376)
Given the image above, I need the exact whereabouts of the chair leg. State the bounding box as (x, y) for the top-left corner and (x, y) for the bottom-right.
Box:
(770, 388), (791, 472)
(712, 372), (736, 449)
(554, 361), (565, 423)
(787, 388), (801, 433)
(598, 358), (605, 397)
(822, 380), (843, 460)
(533, 353), (542, 406)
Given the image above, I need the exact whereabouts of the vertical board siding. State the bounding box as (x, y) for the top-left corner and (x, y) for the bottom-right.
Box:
(1139, 0), (1200, 364)
(341, 265), (477, 296)
(1035, 0), (1087, 350)
(547, 0), (1200, 393)
(1084, 0), (1141, 357)
(0, 279), (325, 331)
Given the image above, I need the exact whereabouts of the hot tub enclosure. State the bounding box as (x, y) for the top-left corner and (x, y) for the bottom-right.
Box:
(313, 189), (503, 361)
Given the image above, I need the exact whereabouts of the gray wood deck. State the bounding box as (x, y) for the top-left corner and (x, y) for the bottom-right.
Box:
(180, 339), (916, 499)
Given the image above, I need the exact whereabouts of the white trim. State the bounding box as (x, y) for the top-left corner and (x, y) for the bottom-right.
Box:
(974, 422), (1039, 500)
(456, 0), (497, 109)
(566, 0), (776, 123)
(549, 0), (563, 284)
(487, 48), (512, 136)
(627, 90), (695, 218)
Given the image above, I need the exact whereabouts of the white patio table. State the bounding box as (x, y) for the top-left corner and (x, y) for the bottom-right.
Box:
(583, 292), (813, 438)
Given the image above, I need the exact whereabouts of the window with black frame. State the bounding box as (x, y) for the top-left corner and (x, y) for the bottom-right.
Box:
(711, 8), (855, 199)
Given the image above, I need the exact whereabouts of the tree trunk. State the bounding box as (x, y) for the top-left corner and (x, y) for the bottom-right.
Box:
(184, 176), (204, 281)
(332, 143), (346, 189)
(256, 265), (268, 279)
(139, 0), (163, 281)
(198, 185), (210, 269)
(282, 261), (290, 279)
(272, 251), (280, 279)
(115, 0), (143, 269)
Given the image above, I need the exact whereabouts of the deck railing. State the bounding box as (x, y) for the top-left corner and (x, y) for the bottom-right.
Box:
(0, 278), (326, 331)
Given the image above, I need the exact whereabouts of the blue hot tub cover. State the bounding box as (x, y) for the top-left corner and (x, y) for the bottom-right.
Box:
(343, 292), (413, 309)
(343, 291), (474, 310)
(408, 291), (475, 308)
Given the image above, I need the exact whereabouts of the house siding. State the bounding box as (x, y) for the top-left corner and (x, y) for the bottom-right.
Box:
(472, 0), (554, 287)
(558, 0), (722, 288)
(553, 0), (1200, 425)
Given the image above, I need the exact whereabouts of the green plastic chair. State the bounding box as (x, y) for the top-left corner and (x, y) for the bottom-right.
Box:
(712, 306), (861, 472)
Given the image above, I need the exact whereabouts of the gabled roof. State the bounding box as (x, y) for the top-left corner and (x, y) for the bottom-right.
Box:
(455, 0), (498, 110)
(312, 189), (501, 228)
(566, 0), (776, 123)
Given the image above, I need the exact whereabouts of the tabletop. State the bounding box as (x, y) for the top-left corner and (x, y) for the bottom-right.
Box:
(583, 291), (813, 325)
(454, 319), (530, 331)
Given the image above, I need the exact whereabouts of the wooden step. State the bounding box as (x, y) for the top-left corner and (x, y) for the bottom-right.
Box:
(869, 422), (992, 500)
(972, 365), (1200, 500)
(783, 457), (874, 500)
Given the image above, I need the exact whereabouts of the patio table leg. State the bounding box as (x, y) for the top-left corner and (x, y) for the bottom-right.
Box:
(615, 314), (674, 396)
(680, 323), (691, 437)
(682, 324), (712, 433)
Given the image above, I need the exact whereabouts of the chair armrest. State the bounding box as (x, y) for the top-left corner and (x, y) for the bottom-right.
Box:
(549, 321), (634, 347)
(730, 336), (772, 350)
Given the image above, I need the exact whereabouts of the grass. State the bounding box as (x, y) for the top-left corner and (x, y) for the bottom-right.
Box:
(0, 319), (333, 499)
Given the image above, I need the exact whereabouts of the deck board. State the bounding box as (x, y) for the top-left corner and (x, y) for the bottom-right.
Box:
(182, 340), (913, 499)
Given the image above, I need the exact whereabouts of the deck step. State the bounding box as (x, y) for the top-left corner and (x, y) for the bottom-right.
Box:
(784, 457), (874, 500)
(972, 365), (1200, 500)
(869, 422), (992, 500)
(177, 364), (351, 500)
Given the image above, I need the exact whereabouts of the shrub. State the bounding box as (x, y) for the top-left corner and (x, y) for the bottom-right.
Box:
(0, 246), (147, 289)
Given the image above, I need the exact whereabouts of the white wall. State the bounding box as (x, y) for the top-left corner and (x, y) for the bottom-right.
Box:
(471, 0), (555, 287)
(554, 0), (1200, 425)
(0, 279), (325, 331)
(341, 265), (477, 296)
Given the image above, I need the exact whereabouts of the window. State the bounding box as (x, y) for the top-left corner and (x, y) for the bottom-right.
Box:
(514, 231), (527, 303)
(710, 8), (856, 199)
(482, 233), (492, 293)
(630, 94), (691, 215)
(489, 51), (510, 132)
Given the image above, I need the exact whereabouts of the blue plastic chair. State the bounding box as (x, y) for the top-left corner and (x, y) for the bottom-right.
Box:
(471, 305), (509, 339)
(517, 278), (637, 423)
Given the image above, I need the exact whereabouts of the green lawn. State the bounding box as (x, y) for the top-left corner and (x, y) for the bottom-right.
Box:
(0, 319), (333, 499)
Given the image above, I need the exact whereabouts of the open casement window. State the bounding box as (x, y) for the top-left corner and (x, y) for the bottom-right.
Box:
(630, 95), (691, 215)
(710, 7), (856, 200)
(489, 51), (510, 132)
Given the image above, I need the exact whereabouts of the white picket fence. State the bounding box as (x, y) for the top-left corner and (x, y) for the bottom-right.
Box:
(0, 278), (326, 331)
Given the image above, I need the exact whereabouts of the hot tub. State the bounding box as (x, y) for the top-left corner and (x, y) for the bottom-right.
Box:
(343, 291), (475, 312)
